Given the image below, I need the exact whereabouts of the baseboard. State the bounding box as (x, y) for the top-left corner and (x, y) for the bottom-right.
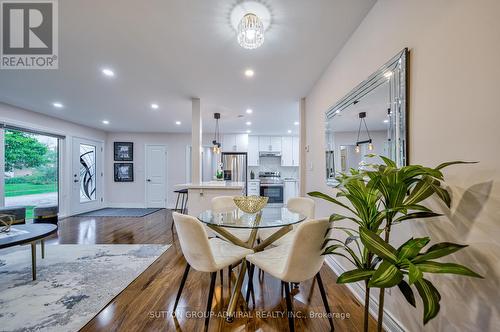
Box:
(325, 257), (407, 332)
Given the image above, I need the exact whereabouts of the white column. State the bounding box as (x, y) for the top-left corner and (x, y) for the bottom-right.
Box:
(191, 98), (202, 184)
(299, 98), (306, 196)
(0, 129), (4, 207)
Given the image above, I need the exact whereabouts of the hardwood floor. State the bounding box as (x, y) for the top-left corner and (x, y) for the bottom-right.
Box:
(46, 210), (377, 332)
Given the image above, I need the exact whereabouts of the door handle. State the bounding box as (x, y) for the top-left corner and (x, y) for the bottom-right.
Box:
(74, 179), (79, 183)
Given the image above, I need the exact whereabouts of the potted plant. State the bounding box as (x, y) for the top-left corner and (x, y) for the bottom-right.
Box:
(309, 156), (483, 331)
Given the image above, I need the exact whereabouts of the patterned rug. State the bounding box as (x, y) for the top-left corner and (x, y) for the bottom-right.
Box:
(0, 244), (170, 332)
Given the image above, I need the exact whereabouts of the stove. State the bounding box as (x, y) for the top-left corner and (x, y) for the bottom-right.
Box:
(259, 172), (284, 204)
(258, 171), (283, 184)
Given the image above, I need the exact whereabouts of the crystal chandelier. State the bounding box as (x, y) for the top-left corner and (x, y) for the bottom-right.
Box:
(237, 13), (264, 49)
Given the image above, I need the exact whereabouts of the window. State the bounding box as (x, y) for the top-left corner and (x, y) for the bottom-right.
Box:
(79, 144), (96, 202)
(3, 129), (59, 219)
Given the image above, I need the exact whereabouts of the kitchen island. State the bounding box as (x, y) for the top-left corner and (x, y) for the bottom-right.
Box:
(174, 181), (245, 218)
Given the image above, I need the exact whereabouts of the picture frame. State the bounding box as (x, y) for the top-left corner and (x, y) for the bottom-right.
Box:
(114, 163), (134, 182)
(114, 142), (134, 161)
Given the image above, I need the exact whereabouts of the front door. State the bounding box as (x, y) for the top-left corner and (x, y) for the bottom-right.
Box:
(145, 144), (166, 208)
(71, 138), (103, 214)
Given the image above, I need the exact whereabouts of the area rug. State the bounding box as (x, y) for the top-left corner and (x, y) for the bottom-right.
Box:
(75, 207), (163, 217)
(0, 244), (170, 332)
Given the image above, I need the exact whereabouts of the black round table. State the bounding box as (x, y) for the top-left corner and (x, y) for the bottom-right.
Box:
(0, 223), (58, 280)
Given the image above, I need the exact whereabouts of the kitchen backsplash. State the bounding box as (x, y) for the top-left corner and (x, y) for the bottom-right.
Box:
(248, 156), (299, 179)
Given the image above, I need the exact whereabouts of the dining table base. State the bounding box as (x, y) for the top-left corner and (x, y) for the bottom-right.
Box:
(206, 223), (293, 322)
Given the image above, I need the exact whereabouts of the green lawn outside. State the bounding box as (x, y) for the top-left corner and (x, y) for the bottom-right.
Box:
(24, 206), (35, 220)
(5, 183), (57, 197)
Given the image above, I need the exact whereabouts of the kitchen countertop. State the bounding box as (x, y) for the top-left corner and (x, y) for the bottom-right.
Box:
(174, 181), (245, 190)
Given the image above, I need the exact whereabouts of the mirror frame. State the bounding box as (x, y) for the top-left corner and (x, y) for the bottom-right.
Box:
(325, 48), (409, 186)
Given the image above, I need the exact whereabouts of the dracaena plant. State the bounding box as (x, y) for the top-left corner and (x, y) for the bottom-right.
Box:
(311, 169), (384, 331)
(309, 156), (483, 331)
(359, 227), (482, 325)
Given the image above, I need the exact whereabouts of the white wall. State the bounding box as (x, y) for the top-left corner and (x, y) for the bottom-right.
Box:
(105, 133), (213, 208)
(305, 0), (500, 331)
(0, 102), (107, 217)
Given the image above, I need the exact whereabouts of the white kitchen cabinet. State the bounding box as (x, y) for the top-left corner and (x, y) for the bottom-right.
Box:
(281, 136), (300, 166)
(284, 180), (298, 203)
(248, 180), (260, 196)
(270, 136), (282, 152)
(281, 136), (293, 166)
(292, 136), (300, 166)
(258, 136), (282, 152)
(223, 134), (248, 152)
(236, 134), (248, 151)
(259, 136), (271, 151)
(248, 136), (259, 166)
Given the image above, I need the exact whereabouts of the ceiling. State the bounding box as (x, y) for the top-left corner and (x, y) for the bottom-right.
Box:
(0, 0), (376, 135)
(329, 81), (391, 132)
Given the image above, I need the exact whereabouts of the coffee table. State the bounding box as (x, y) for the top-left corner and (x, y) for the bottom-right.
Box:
(0, 224), (58, 280)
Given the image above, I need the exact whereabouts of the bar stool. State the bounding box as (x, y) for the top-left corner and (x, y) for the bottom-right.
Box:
(171, 189), (188, 232)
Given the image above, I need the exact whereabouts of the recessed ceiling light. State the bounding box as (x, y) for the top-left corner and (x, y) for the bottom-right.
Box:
(52, 102), (63, 108)
(244, 69), (254, 77)
(102, 120), (110, 125)
(246, 130), (251, 134)
(294, 121), (299, 126)
(246, 121), (252, 126)
(383, 119), (389, 123)
(101, 68), (115, 77)
(246, 108), (253, 114)
(175, 121), (181, 125)
(287, 130), (292, 134)
(151, 103), (159, 109)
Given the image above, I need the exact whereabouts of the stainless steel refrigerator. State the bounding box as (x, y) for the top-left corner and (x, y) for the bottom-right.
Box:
(222, 152), (247, 195)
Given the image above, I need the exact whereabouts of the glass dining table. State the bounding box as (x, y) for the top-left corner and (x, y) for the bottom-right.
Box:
(198, 206), (306, 321)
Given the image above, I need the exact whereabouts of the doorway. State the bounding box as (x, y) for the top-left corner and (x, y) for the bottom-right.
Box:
(145, 144), (167, 208)
(71, 137), (103, 214)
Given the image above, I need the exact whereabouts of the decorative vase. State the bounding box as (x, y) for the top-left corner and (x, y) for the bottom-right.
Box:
(0, 214), (14, 233)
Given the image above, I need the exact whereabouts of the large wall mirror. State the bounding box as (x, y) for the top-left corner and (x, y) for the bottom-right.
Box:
(325, 48), (408, 185)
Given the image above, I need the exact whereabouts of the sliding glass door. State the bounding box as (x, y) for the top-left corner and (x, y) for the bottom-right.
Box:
(3, 128), (59, 219)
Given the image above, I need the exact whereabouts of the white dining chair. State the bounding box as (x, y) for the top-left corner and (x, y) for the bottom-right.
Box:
(258, 197), (315, 246)
(246, 218), (334, 332)
(172, 212), (253, 331)
(211, 196), (253, 242)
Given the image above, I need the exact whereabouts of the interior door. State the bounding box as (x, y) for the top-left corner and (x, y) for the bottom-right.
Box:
(146, 145), (166, 208)
(72, 137), (103, 214)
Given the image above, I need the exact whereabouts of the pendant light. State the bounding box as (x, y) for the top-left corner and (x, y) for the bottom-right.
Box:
(355, 112), (373, 153)
(212, 113), (221, 154)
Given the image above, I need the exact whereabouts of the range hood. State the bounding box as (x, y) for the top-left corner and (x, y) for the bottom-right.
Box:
(259, 151), (281, 157)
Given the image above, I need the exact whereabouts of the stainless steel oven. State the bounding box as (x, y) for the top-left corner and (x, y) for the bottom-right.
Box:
(260, 184), (284, 204)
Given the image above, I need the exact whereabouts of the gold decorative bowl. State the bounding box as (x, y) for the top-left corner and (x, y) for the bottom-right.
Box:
(233, 196), (268, 214)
